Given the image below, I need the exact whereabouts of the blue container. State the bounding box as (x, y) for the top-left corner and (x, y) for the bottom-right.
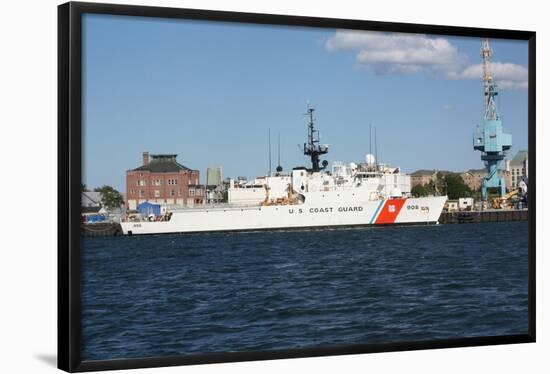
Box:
(137, 201), (161, 216)
(87, 214), (106, 223)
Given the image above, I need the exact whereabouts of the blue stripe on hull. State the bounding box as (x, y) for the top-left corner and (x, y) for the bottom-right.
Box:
(369, 200), (385, 224)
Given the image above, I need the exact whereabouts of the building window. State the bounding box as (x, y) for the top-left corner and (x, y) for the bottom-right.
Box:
(153, 179), (162, 186)
(154, 190), (160, 197)
(189, 189), (195, 197)
(139, 190), (145, 197)
(139, 180), (146, 186)
(170, 190), (175, 197)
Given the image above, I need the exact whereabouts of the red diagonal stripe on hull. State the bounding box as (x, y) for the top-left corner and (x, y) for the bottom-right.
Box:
(375, 198), (407, 224)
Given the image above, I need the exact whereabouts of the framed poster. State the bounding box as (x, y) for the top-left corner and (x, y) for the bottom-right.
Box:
(58, 1), (535, 372)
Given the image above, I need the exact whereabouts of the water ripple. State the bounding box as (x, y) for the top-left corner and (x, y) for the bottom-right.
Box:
(81, 221), (528, 361)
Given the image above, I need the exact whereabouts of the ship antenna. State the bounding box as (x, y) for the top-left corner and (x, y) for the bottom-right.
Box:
(369, 123), (372, 160)
(268, 128), (272, 177)
(278, 132), (280, 167)
(374, 126), (378, 171)
(303, 104), (329, 172)
(275, 132), (283, 174)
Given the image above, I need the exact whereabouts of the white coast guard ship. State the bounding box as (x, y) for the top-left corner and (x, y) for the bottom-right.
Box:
(121, 108), (447, 235)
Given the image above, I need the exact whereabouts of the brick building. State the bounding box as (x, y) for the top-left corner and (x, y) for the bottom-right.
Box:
(410, 169), (436, 187)
(126, 152), (204, 210)
(460, 168), (512, 192)
(507, 150), (528, 188)
(410, 169), (452, 187)
(460, 169), (486, 192)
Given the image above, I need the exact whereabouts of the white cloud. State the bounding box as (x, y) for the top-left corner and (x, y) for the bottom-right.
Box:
(325, 30), (528, 90)
(446, 62), (528, 90)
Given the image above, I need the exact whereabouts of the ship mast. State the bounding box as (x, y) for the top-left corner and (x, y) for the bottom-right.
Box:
(303, 106), (329, 172)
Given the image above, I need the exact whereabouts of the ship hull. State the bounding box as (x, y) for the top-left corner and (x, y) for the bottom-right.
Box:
(121, 196), (447, 235)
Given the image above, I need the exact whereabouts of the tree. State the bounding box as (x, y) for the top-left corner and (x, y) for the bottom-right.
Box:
(434, 172), (447, 195)
(411, 173), (472, 199)
(425, 180), (436, 195)
(94, 185), (123, 210)
(81, 183), (89, 192)
(444, 173), (473, 200)
(412, 180), (440, 197)
(411, 184), (428, 197)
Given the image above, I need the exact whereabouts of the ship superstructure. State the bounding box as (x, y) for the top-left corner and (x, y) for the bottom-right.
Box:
(121, 108), (447, 235)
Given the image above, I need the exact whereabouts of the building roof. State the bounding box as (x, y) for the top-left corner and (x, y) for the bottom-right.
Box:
(82, 206), (102, 213)
(410, 169), (453, 176)
(463, 168), (487, 175)
(82, 191), (102, 207)
(510, 150), (528, 164)
(410, 169), (436, 176)
(131, 154), (194, 173)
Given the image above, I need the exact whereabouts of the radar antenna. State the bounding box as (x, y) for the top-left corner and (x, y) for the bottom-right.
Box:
(303, 105), (329, 172)
(276, 132), (283, 174)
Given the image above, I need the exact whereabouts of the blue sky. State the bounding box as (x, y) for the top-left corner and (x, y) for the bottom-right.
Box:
(82, 14), (528, 191)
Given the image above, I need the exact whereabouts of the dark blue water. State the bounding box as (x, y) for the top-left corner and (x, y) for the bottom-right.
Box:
(80, 221), (528, 361)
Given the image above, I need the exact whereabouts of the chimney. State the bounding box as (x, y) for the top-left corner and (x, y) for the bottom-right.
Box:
(142, 151), (149, 166)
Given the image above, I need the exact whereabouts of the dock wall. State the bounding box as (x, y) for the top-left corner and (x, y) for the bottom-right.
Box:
(82, 222), (122, 237)
(439, 209), (528, 224)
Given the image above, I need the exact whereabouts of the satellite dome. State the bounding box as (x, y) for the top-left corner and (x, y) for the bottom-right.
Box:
(366, 153), (376, 165)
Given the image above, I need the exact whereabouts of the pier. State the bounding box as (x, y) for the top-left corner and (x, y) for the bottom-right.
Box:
(438, 209), (528, 224)
(82, 222), (122, 237)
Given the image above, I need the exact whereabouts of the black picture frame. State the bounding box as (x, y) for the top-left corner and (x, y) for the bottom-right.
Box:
(58, 1), (536, 372)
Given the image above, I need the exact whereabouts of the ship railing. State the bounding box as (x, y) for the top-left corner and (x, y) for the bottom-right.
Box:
(168, 202), (265, 212)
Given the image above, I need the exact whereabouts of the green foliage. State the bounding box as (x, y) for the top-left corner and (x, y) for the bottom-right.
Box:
(411, 182), (435, 197)
(434, 172), (447, 194)
(411, 184), (428, 197)
(444, 173), (473, 200)
(411, 172), (473, 200)
(470, 190), (482, 201)
(81, 183), (88, 192)
(93, 185), (123, 210)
